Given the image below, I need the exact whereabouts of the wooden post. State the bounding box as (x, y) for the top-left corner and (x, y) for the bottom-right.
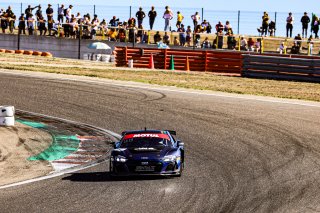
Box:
(125, 46), (128, 62)
(204, 51), (208, 72)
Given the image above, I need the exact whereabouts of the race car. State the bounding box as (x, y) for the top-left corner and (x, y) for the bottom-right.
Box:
(109, 129), (184, 176)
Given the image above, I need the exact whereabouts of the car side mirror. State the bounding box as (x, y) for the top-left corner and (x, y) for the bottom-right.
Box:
(177, 140), (184, 147)
(111, 141), (119, 149)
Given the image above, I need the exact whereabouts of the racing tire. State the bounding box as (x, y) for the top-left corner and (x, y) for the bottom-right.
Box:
(41, 52), (53, 57)
(0, 49), (6, 53)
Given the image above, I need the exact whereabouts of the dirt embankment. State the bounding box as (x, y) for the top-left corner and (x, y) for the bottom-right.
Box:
(0, 122), (53, 186)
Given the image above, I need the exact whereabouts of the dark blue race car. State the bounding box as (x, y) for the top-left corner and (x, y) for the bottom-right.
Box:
(109, 129), (184, 176)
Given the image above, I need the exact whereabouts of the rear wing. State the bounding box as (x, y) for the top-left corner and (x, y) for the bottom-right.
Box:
(166, 130), (176, 135)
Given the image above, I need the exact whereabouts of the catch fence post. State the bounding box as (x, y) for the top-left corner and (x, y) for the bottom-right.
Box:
(274, 12), (277, 37)
(94, 5), (96, 15)
(237, 10), (240, 35)
(20, 3), (22, 14)
(129, 6), (132, 18)
(201, 8), (204, 22)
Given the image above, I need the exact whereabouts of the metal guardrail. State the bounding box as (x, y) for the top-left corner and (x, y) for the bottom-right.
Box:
(242, 54), (320, 82)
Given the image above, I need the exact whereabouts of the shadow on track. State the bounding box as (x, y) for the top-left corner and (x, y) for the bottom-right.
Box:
(62, 172), (171, 182)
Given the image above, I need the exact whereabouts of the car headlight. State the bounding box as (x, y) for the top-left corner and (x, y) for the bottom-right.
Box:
(163, 155), (178, 162)
(114, 155), (127, 163)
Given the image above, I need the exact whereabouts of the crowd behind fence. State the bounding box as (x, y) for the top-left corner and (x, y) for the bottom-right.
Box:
(1, 3), (320, 56)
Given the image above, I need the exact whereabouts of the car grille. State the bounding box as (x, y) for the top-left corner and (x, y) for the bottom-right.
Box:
(126, 160), (163, 173)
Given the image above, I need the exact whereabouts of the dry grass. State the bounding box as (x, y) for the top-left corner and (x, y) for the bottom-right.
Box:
(0, 53), (320, 102)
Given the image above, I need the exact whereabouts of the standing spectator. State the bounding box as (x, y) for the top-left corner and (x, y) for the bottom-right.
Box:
(163, 6), (173, 31)
(176, 11), (184, 29)
(173, 36), (180, 46)
(46, 4), (53, 23)
(301, 12), (310, 38)
(202, 37), (211, 48)
(136, 7), (145, 27)
(313, 16), (319, 38)
(248, 37), (255, 51)
(148, 6), (157, 30)
(38, 18), (47, 35)
(0, 12), (8, 33)
(57, 4), (64, 23)
(18, 13), (26, 34)
(286, 12), (294, 38)
(66, 5), (73, 23)
(27, 14), (35, 35)
(25, 4), (39, 21)
(261, 11), (269, 36)
(35, 5), (43, 21)
(178, 24), (186, 46)
(91, 15), (99, 39)
(307, 35), (313, 55)
(191, 12), (200, 30)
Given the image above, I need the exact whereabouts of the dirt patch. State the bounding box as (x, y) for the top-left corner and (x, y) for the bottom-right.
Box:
(0, 122), (53, 186)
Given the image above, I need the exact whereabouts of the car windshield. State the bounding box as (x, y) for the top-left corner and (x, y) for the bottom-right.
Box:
(120, 133), (172, 148)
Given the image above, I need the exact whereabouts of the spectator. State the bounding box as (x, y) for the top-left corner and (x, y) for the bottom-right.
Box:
(186, 25), (192, 47)
(173, 36), (180, 46)
(301, 12), (310, 38)
(91, 15), (100, 39)
(313, 16), (319, 38)
(142, 31), (148, 43)
(136, 7), (145, 27)
(6, 6), (13, 17)
(294, 34), (302, 49)
(291, 41), (300, 54)
(176, 11), (184, 29)
(128, 17), (136, 27)
(136, 24), (144, 43)
(201, 37), (211, 48)
(261, 11), (269, 36)
(35, 5), (43, 21)
(109, 16), (119, 27)
(148, 6), (157, 30)
(51, 20), (60, 37)
(66, 5), (73, 23)
(163, 31), (170, 45)
(194, 33), (201, 48)
(108, 28), (117, 41)
(6, 6), (15, 33)
(268, 20), (276, 36)
(117, 28), (126, 42)
(27, 14), (35, 35)
(201, 20), (209, 32)
(224, 21), (233, 35)
(153, 31), (161, 43)
(38, 18), (47, 35)
(18, 13), (26, 34)
(256, 38), (261, 52)
(0, 12), (8, 33)
(178, 24), (186, 46)
(25, 4), (39, 21)
(286, 12), (294, 38)
(75, 12), (82, 23)
(278, 42), (286, 54)
(191, 12), (200, 31)
(227, 35), (236, 50)
(240, 36), (247, 51)
(46, 4), (53, 23)
(248, 37), (255, 51)
(163, 6), (173, 31)
(215, 21), (224, 34)
(57, 4), (64, 23)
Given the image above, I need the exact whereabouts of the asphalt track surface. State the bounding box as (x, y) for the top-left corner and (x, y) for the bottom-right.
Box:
(0, 71), (320, 213)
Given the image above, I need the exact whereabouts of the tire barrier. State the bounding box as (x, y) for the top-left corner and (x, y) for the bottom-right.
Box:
(23, 50), (33, 55)
(15, 50), (24, 54)
(0, 49), (6, 53)
(0, 106), (15, 126)
(32, 51), (42, 56)
(41, 52), (53, 57)
(5, 50), (15, 54)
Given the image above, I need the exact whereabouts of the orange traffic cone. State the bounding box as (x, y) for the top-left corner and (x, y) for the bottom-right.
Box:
(149, 54), (155, 69)
(185, 56), (190, 71)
